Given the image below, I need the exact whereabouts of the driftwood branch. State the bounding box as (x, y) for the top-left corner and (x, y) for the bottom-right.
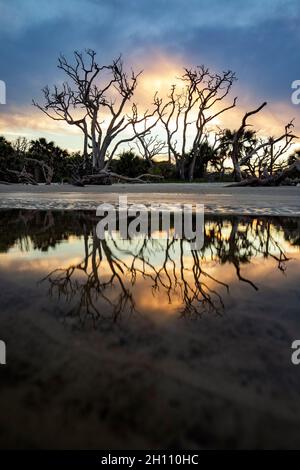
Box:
(79, 171), (164, 185)
(227, 159), (300, 186)
(230, 102), (267, 182)
(7, 168), (38, 185)
(25, 157), (54, 184)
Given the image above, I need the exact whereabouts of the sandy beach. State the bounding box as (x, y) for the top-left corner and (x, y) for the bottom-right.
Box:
(0, 183), (300, 215)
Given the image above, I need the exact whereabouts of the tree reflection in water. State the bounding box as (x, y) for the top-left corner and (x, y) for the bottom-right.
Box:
(0, 210), (298, 326)
(41, 213), (297, 325)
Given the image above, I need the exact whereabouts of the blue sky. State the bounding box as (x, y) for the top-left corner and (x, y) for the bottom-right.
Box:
(0, 0), (299, 149)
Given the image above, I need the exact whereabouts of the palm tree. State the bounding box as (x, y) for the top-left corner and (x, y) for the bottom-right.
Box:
(219, 128), (257, 178)
(28, 138), (69, 183)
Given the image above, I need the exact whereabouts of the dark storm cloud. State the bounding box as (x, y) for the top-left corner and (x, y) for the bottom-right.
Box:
(0, 0), (299, 107)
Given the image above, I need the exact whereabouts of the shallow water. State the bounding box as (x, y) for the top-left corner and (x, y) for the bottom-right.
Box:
(0, 210), (300, 449)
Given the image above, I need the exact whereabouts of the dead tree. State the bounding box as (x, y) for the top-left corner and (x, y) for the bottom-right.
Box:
(81, 171), (163, 185)
(7, 167), (37, 185)
(12, 137), (29, 157)
(239, 120), (297, 170)
(228, 158), (300, 186)
(228, 119), (299, 186)
(154, 66), (237, 181)
(134, 133), (166, 165)
(229, 102), (267, 181)
(34, 49), (158, 171)
(25, 158), (54, 185)
(226, 101), (298, 183)
(244, 132), (296, 179)
(132, 114), (166, 165)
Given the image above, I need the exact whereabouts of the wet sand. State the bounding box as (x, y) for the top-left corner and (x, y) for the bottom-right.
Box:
(0, 183), (300, 215)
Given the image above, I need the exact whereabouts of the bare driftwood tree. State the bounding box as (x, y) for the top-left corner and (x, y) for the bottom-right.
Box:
(7, 167), (37, 185)
(228, 102), (267, 181)
(223, 102), (298, 183)
(80, 171), (163, 185)
(12, 137), (29, 157)
(227, 110), (298, 185)
(240, 120), (296, 165)
(228, 157), (300, 187)
(34, 49), (158, 171)
(244, 127), (297, 179)
(134, 133), (166, 166)
(24, 158), (54, 184)
(154, 66), (237, 181)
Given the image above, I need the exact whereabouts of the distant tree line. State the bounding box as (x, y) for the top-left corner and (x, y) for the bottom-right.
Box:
(0, 136), (81, 184)
(0, 135), (236, 184)
(1, 132), (300, 186)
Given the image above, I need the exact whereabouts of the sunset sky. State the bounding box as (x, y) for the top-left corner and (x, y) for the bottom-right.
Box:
(0, 0), (300, 152)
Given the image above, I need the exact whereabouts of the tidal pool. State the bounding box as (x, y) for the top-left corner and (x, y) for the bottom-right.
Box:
(0, 209), (300, 449)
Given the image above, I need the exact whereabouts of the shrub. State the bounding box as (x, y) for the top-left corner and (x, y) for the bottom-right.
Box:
(111, 152), (150, 178)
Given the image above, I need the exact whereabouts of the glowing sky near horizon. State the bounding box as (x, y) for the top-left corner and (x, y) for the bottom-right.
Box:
(0, 0), (300, 152)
